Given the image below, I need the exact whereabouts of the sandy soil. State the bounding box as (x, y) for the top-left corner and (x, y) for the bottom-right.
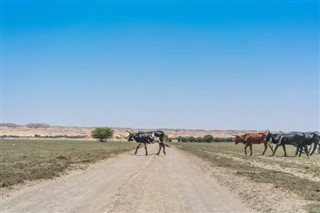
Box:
(1, 144), (254, 213)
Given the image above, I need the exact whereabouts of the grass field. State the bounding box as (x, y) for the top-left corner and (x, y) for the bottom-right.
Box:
(173, 142), (320, 213)
(0, 139), (135, 188)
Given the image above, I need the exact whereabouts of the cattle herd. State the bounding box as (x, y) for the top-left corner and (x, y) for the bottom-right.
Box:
(235, 130), (320, 157)
(127, 129), (320, 157)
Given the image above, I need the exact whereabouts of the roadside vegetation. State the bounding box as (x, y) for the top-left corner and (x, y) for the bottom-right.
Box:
(0, 139), (135, 188)
(173, 142), (320, 213)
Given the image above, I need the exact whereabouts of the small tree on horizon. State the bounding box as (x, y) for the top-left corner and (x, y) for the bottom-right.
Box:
(91, 127), (114, 142)
(203, 134), (214, 143)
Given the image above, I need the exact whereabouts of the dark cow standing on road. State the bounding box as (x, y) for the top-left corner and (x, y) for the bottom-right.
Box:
(127, 130), (169, 155)
(266, 131), (309, 157)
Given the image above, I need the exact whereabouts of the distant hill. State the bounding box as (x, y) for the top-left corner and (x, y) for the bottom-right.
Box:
(0, 123), (258, 139)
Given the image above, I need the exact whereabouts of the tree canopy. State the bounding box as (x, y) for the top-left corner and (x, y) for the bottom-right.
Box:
(91, 127), (114, 142)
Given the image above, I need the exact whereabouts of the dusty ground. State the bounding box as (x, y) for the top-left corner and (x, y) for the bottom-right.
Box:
(185, 153), (308, 213)
(2, 144), (308, 213)
(1, 144), (254, 213)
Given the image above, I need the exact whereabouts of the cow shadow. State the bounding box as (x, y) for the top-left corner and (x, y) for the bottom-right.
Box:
(128, 153), (165, 157)
(265, 155), (297, 158)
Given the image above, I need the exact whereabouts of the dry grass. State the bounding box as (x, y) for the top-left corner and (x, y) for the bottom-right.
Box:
(173, 142), (320, 212)
(0, 139), (135, 187)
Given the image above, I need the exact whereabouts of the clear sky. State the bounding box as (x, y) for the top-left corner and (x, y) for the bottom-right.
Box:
(1, 0), (319, 131)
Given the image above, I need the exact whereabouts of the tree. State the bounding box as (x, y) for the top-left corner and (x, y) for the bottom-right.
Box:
(181, 137), (189, 142)
(177, 136), (183, 142)
(91, 127), (114, 142)
(203, 134), (214, 143)
(188, 136), (196, 142)
(196, 137), (203, 142)
(164, 135), (172, 142)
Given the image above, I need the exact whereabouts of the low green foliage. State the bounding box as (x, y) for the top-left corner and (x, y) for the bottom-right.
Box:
(0, 140), (135, 187)
(91, 127), (114, 142)
(174, 142), (320, 212)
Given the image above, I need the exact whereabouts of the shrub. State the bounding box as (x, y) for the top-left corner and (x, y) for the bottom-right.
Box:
(91, 127), (114, 142)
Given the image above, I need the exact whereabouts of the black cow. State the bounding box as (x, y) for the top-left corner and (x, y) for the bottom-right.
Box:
(295, 131), (320, 156)
(289, 131), (320, 156)
(127, 130), (169, 155)
(266, 131), (309, 157)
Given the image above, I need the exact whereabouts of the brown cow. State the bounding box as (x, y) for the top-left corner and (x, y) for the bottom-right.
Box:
(235, 131), (273, 156)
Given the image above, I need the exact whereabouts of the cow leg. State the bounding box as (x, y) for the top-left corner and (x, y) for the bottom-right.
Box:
(262, 143), (267, 155)
(272, 144), (279, 156)
(161, 137), (167, 155)
(298, 145), (304, 157)
(310, 142), (319, 156)
(157, 143), (162, 155)
(144, 143), (148, 155)
(135, 143), (141, 155)
(250, 145), (252, 156)
(267, 142), (274, 153)
(299, 145), (305, 157)
(295, 147), (299, 156)
(309, 143), (315, 156)
(303, 145), (309, 157)
(244, 145), (249, 155)
(297, 145), (301, 157)
(282, 144), (287, 157)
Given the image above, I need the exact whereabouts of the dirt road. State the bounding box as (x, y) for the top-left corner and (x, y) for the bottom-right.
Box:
(1, 144), (253, 213)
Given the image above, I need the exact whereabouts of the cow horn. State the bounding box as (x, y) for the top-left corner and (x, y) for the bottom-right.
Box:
(126, 130), (132, 133)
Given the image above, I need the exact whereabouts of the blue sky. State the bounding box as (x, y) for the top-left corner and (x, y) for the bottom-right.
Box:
(1, 1), (319, 131)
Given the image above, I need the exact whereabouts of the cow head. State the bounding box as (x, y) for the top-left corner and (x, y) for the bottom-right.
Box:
(235, 135), (241, 144)
(265, 130), (271, 141)
(312, 132), (320, 143)
(235, 135), (246, 144)
(127, 130), (134, 141)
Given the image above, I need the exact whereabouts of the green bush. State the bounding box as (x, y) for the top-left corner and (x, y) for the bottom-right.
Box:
(91, 127), (114, 142)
